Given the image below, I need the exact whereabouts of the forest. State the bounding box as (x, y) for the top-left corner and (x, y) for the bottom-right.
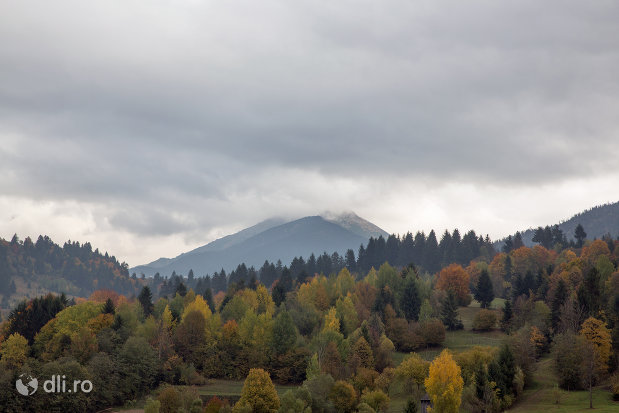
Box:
(0, 227), (618, 413)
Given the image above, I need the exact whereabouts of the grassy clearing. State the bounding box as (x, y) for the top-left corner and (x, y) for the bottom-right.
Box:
(507, 358), (617, 413)
(193, 379), (297, 398)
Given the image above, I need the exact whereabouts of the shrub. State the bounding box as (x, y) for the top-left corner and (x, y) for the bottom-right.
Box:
(472, 309), (497, 331)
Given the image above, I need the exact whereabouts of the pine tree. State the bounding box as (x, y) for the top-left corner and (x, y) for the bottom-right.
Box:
(404, 398), (418, 413)
(204, 288), (215, 313)
(441, 290), (463, 331)
(102, 298), (115, 314)
(500, 300), (513, 333)
(551, 279), (568, 332)
(474, 270), (494, 308)
(401, 278), (421, 321)
(574, 224), (587, 248)
(138, 286), (153, 317)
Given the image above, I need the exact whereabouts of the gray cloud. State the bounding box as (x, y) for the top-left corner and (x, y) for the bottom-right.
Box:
(1, 1), (618, 262)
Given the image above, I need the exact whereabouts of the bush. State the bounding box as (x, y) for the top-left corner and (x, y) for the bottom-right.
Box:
(472, 309), (497, 331)
(360, 389), (389, 412)
(415, 318), (446, 346)
(144, 398), (160, 413)
(157, 387), (182, 413)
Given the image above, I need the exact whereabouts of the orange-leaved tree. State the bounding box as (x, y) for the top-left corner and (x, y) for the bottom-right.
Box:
(436, 264), (470, 305)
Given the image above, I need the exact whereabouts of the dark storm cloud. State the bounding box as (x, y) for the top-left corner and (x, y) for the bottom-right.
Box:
(1, 0), (619, 241)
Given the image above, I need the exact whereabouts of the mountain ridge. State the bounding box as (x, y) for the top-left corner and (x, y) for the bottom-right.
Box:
(131, 212), (388, 277)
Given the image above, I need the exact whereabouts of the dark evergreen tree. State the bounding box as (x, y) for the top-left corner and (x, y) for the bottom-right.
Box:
(204, 287), (215, 313)
(577, 267), (601, 317)
(502, 235), (514, 253)
(424, 230), (440, 273)
(103, 298), (115, 314)
(345, 249), (356, 273)
(441, 290), (463, 330)
(497, 344), (516, 397)
(551, 279), (568, 332)
(175, 282), (187, 297)
(513, 232), (524, 249)
(475, 362), (488, 401)
(404, 398), (419, 413)
(474, 269), (494, 308)
(401, 278), (421, 321)
(138, 286), (153, 317)
(500, 300), (513, 333)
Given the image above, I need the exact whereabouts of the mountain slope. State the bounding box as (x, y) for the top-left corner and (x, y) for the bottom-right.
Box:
(500, 201), (619, 247)
(132, 213), (384, 277)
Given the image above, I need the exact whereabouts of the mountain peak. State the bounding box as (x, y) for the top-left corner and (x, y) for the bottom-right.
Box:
(321, 211), (389, 239)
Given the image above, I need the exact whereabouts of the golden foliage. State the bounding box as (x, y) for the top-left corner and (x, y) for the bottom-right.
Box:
(425, 350), (464, 413)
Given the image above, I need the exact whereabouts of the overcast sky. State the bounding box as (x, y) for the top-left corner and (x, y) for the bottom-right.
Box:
(1, 0), (618, 266)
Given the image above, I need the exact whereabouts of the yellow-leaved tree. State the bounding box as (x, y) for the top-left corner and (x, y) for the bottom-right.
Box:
(424, 349), (463, 413)
(235, 368), (280, 413)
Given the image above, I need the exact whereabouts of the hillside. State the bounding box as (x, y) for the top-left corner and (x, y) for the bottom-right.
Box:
(499, 201), (619, 248)
(132, 212), (388, 277)
(0, 235), (139, 309)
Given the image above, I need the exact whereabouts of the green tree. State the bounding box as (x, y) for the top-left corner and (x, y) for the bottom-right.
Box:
(474, 270), (494, 309)
(138, 286), (154, 317)
(500, 300), (513, 333)
(237, 368), (280, 413)
(404, 398), (418, 413)
(102, 298), (115, 314)
(401, 278), (421, 321)
(441, 290), (463, 331)
(272, 309), (297, 356)
(574, 224), (587, 248)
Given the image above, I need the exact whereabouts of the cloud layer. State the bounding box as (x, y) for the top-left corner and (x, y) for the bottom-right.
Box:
(1, 1), (618, 265)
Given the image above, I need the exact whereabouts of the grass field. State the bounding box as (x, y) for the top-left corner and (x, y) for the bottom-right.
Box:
(506, 358), (617, 413)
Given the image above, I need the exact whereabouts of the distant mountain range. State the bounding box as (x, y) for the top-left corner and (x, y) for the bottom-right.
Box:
(131, 212), (389, 277)
(498, 201), (619, 248)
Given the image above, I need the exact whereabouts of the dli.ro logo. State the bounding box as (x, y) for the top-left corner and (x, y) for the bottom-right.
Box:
(16, 374), (93, 396)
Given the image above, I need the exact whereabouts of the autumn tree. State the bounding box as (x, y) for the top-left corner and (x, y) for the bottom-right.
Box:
(474, 270), (494, 308)
(328, 380), (357, 413)
(0, 333), (28, 369)
(394, 352), (430, 394)
(436, 264), (470, 305)
(236, 368), (280, 413)
(350, 336), (374, 373)
(424, 350), (464, 413)
(579, 317), (612, 372)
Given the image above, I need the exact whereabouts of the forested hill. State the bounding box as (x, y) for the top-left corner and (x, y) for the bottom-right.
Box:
(0, 234), (139, 308)
(498, 201), (619, 249)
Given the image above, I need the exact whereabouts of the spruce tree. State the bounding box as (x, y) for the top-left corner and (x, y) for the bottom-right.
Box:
(204, 288), (215, 313)
(401, 278), (421, 321)
(404, 398), (418, 413)
(474, 270), (494, 308)
(102, 298), (115, 314)
(441, 290), (463, 330)
(500, 300), (513, 333)
(138, 286), (153, 317)
(574, 224), (587, 248)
